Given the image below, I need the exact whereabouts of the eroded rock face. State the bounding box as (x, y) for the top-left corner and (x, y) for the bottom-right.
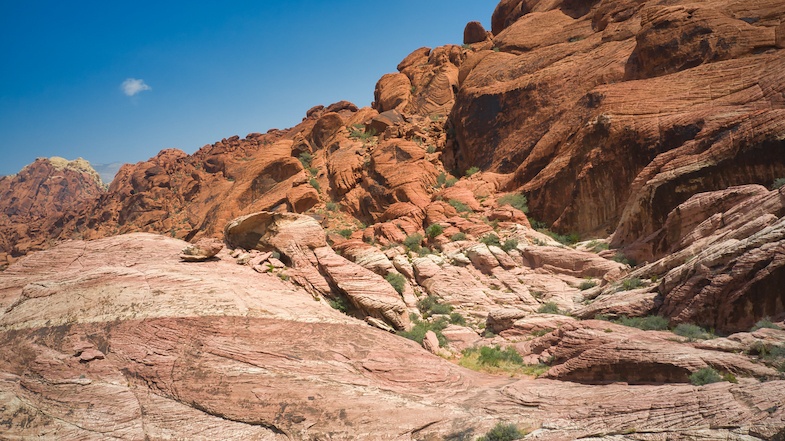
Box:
(0, 157), (105, 268)
(451, 0), (785, 242)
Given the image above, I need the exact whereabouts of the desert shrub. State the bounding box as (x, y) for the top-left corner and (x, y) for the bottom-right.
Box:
(614, 315), (669, 331)
(673, 323), (713, 341)
(612, 252), (637, 267)
(329, 297), (349, 313)
(537, 302), (561, 314)
(398, 317), (448, 346)
(751, 318), (780, 331)
(502, 238), (519, 252)
(445, 177), (459, 188)
(586, 240), (610, 253)
(336, 229), (352, 239)
(538, 228), (579, 245)
(480, 234), (502, 247)
(426, 224), (444, 239)
(619, 278), (643, 291)
(326, 201), (338, 211)
(449, 312), (467, 326)
(772, 177), (785, 190)
(450, 232), (467, 242)
(497, 193), (529, 213)
(418, 295), (453, 318)
(426, 145), (436, 154)
(298, 152), (313, 168)
(578, 279), (597, 290)
(465, 166), (480, 177)
(348, 125), (376, 141)
(476, 345), (523, 366)
(403, 233), (423, 252)
(477, 423), (526, 441)
(531, 328), (553, 337)
(435, 172), (448, 188)
(385, 272), (407, 294)
(689, 367), (722, 386)
(448, 199), (472, 213)
(417, 247), (432, 256)
(309, 177), (320, 192)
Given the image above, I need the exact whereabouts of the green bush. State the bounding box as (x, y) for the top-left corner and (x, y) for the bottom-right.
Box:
(449, 312), (467, 326)
(403, 233), (423, 252)
(772, 177), (785, 190)
(612, 252), (637, 267)
(476, 345), (523, 367)
(614, 315), (669, 331)
(298, 152), (313, 168)
(751, 318), (780, 331)
(426, 224), (444, 239)
(418, 295), (453, 318)
(425, 145), (436, 154)
(480, 234), (502, 247)
(465, 166), (480, 177)
(398, 317), (448, 346)
(673, 323), (713, 341)
(385, 272), (407, 294)
(498, 193), (529, 213)
(450, 232), (467, 242)
(336, 229), (353, 239)
(502, 238), (519, 252)
(435, 172), (447, 187)
(329, 297), (349, 313)
(348, 125), (376, 141)
(326, 201), (338, 211)
(537, 302), (561, 314)
(477, 422), (526, 441)
(448, 199), (472, 213)
(586, 240), (610, 253)
(445, 177), (459, 188)
(309, 177), (320, 192)
(619, 278), (643, 291)
(689, 367), (722, 386)
(578, 279), (597, 290)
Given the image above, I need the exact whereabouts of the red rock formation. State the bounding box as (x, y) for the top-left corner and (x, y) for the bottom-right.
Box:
(0, 157), (104, 268)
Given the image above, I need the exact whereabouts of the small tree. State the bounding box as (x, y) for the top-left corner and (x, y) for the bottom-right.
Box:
(425, 224), (444, 239)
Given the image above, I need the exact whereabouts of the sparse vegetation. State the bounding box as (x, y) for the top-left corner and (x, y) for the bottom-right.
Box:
(403, 233), (424, 252)
(502, 238), (519, 252)
(436, 172), (447, 188)
(465, 166), (480, 177)
(309, 177), (320, 192)
(586, 240), (610, 253)
(445, 177), (459, 187)
(298, 151), (313, 169)
(329, 297), (349, 313)
(426, 145), (436, 154)
(772, 177), (785, 190)
(385, 272), (407, 294)
(418, 295), (453, 318)
(326, 201), (338, 211)
(449, 312), (467, 326)
(480, 234), (502, 248)
(619, 277), (643, 291)
(613, 315), (670, 331)
(751, 318), (780, 331)
(673, 323), (714, 341)
(578, 279), (597, 290)
(460, 346), (548, 378)
(336, 229), (353, 239)
(497, 193), (529, 213)
(476, 422), (526, 441)
(348, 125), (376, 141)
(612, 252), (636, 267)
(398, 317), (448, 346)
(689, 367), (722, 386)
(451, 232), (467, 242)
(426, 223), (444, 239)
(537, 302), (562, 315)
(448, 199), (472, 213)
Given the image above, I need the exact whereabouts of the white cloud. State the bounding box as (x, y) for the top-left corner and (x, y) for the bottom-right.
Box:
(121, 78), (151, 97)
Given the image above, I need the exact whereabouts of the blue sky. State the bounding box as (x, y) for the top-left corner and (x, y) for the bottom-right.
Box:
(0, 1), (495, 178)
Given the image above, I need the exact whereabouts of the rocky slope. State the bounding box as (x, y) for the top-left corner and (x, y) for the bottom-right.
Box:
(2, 0), (785, 438)
(0, 157), (105, 269)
